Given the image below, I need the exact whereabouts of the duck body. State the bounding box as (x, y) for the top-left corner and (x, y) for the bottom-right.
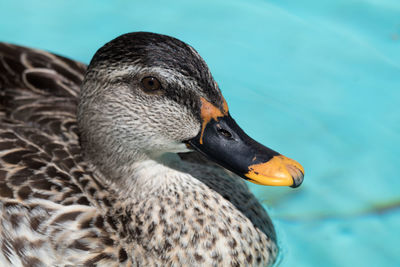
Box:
(0, 157), (275, 266)
(0, 33), (303, 266)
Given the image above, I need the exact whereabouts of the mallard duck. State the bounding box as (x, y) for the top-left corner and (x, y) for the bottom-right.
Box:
(0, 32), (304, 267)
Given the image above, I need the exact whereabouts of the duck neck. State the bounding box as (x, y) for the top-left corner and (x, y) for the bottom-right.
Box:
(95, 152), (196, 203)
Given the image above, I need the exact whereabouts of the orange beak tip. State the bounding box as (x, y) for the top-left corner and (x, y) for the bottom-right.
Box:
(245, 155), (304, 187)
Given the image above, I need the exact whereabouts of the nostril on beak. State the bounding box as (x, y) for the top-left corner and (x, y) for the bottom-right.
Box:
(217, 128), (233, 139)
(286, 164), (304, 188)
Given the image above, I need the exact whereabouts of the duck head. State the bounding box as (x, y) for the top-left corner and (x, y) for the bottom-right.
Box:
(78, 32), (304, 188)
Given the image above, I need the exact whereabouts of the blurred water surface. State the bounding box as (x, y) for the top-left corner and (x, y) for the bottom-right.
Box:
(1, 0), (399, 266)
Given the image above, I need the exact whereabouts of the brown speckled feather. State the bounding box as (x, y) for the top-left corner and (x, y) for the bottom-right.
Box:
(0, 43), (124, 266)
(0, 43), (109, 206)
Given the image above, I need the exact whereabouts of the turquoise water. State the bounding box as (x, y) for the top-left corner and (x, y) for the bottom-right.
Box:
(1, 0), (399, 266)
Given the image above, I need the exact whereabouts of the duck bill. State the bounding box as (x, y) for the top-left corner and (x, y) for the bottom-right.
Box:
(187, 99), (304, 187)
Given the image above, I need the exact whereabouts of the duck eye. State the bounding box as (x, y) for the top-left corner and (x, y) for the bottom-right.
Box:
(141, 76), (162, 92)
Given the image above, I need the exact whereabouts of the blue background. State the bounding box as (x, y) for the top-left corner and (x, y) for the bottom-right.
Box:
(1, 0), (399, 266)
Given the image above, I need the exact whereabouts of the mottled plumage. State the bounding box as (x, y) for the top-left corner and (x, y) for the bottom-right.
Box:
(0, 33), (279, 266)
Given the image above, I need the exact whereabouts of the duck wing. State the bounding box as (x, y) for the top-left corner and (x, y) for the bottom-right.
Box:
(0, 43), (108, 206)
(0, 43), (122, 266)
